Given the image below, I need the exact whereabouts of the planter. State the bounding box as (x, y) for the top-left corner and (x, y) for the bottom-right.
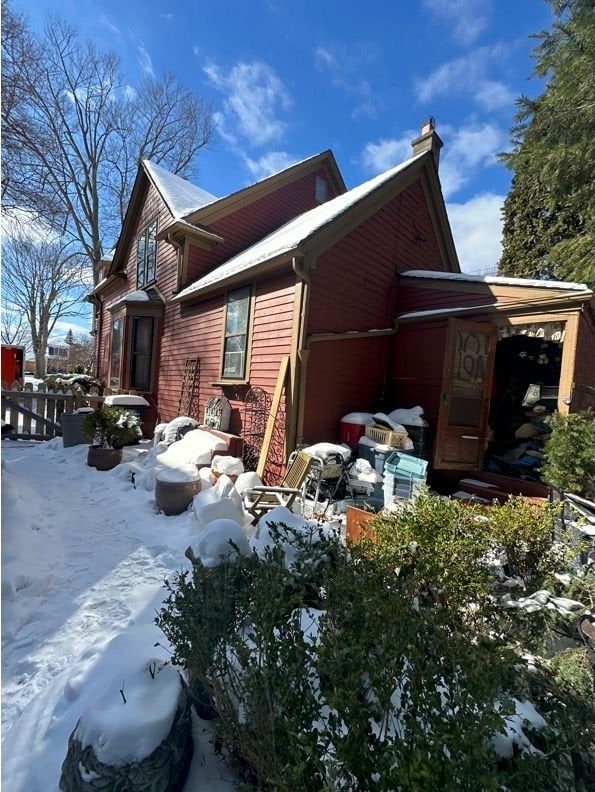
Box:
(155, 478), (201, 516)
(61, 413), (91, 448)
(87, 446), (123, 471)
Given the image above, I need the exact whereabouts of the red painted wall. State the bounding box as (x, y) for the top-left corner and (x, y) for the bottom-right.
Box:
(302, 336), (391, 443)
(186, 168), (341, 285)
(157, 270), (296, 433)
(307, 179), (449, 334)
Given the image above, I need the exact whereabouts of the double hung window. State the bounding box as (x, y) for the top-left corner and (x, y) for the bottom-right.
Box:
(222, 286), (251, 380)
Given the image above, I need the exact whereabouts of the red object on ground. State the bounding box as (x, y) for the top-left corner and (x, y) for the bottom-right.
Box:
(1, 345), (25, 387)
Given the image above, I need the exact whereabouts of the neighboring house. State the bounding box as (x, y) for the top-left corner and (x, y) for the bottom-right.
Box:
(91, 121), (595, 485)
(46, 338), (70, 372)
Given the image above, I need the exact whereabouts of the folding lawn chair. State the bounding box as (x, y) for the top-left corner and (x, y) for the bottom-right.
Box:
(243, 450), (314, 524)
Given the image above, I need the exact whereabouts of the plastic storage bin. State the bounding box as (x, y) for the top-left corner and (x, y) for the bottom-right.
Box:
(357, 440), (393, 474)
(340, 412), (374, 449)
(383, 451), (428, 507)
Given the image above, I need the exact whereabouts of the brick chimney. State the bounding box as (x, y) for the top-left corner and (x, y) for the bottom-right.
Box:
(411, 117), (443, 170)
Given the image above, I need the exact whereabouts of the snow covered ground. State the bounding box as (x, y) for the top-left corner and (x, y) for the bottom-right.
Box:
(1, 437), (239, 791)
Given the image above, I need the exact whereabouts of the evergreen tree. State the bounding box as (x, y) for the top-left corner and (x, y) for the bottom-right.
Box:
(65, 328), (74, 346)
(499, 0), (595, 286)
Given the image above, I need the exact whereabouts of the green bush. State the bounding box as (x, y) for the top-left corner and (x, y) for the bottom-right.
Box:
(541, 411), (595, 496)
(157, 499), (593, 790)
(83, 405), (141, 448)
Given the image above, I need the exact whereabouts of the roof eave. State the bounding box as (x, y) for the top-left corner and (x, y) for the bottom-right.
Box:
(172, 250), (298, 303)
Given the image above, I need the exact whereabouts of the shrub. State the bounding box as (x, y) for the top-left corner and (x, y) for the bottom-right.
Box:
(541, 411), (595, 497)
(158, 499), (593, 789)
(83, 405), (141, 448)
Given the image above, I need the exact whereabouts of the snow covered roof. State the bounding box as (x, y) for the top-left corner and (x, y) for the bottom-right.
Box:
(401, 269), (592, 292)
(175, 152), (426, 301)
(143, 160), (217, 220)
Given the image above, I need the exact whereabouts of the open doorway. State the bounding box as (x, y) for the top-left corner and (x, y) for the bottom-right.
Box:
(484, 334), (562, 482)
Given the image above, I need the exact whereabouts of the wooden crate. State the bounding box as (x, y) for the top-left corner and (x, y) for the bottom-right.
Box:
(364, 424), (408, 448)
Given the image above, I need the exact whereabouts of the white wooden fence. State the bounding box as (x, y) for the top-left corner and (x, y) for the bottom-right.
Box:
(2, 384), (118, 440)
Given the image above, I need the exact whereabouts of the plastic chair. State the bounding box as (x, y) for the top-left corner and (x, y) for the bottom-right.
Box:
(243, 450), (314, 524)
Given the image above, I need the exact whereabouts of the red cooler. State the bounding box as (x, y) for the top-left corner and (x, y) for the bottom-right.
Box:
(339, 412), (374, 449)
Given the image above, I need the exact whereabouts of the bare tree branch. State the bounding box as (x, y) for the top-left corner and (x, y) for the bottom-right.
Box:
(2, 230), (88, 376)
(1, 3), (215, 284)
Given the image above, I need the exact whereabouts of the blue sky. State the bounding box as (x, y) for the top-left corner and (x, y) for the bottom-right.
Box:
(15, 0), (551, 280)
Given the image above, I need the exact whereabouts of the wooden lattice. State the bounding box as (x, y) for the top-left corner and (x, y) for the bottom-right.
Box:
(178, 358), (200, 419)
(241, 387), (271, 471)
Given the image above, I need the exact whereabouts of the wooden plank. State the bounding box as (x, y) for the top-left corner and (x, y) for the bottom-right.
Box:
(257, 355), (289, 478)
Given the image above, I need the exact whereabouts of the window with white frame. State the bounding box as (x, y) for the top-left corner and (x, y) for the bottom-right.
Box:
(222, 286), (251, 379)
(136, 220), (157, 288)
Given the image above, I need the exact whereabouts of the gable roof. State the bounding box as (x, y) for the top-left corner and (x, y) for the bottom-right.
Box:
(143, 160), (218, 219)
(174, 150), (457, 301)
(183, 150), (346, 225)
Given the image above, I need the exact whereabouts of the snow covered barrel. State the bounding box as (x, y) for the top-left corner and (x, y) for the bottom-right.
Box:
(339, 412), (375, 450)
(155, 465), (201, 516)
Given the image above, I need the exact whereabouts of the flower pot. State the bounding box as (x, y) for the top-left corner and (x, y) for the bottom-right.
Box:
(87, 446), (123, 471)
(155, 478), (201, 516)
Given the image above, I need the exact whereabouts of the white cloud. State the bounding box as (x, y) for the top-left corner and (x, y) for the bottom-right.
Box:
(439, 122), (506, 198)
(137, 43), (154, 77)
(99, 14), (121, 38)
(1, 208), (58, 244)
(360, 133), (416, 174)
(313, 44), (381, 119)
(359, 122), (506, 200)
(414, 45), (514, 112)
(447, 192), (504, 274)
(474, 80), (517, 111)
(245, 151), (298, 181)
(204, 60), (292, 146)
(314, 47), (337, 70)
(422, 0), (491, 46)
(160, 13), (173, 21)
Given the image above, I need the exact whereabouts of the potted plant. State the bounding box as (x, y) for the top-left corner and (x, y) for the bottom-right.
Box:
(84, 406), (142, 470)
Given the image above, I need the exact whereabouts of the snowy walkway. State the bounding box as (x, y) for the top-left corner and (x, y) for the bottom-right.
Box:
(1, 439), (237, 791)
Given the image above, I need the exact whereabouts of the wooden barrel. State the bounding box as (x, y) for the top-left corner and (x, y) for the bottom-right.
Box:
(155, 478), (201, 516)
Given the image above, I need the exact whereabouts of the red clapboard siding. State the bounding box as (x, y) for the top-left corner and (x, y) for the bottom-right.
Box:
(389, 321), (448, 426)
(156, 271), (296, 431)
(307, 179), (447, 334)
(185, 169), (338, 285)
(396, 284), (496, 313)
(302, 336), (390, 443)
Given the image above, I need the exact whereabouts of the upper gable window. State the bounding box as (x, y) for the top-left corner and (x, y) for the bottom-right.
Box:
(136, 220), (157, 288)
(222, 286), (251, 380)
(315, 175), (328, 203)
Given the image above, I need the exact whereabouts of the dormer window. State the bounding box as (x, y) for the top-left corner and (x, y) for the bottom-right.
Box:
(136, 220), (157, 288)
(315, 175), (328, 203)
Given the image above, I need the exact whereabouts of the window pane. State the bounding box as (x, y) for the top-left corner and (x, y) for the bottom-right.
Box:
(130, 317), (154, 391)
(448, 328), (489, 428)
(146, 222), (157, 283)
(136, 234), (146, 288)
(222, 287), (250, 379)
(223, 335), (246, 378)
(225, 287), (250, 335)
(110, 318), (123, 387)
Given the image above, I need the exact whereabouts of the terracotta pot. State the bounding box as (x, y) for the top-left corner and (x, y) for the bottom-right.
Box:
(155, 478), (201, 516)
(87, 445), (123, 471)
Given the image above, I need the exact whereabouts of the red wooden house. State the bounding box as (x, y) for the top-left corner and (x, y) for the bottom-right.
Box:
(91, 121), (594, 486)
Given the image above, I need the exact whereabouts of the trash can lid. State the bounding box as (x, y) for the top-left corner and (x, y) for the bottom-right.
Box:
(104, 394), (150, 407)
